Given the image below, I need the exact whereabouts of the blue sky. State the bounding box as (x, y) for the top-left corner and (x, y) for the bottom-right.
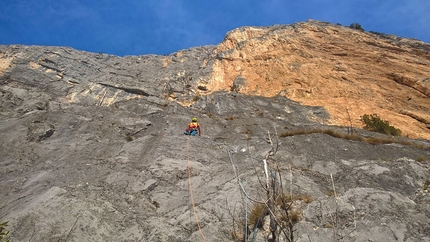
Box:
(1, 0), (429, 56)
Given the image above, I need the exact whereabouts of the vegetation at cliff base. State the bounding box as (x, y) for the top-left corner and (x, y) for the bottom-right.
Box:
(361, 114), (401, 136)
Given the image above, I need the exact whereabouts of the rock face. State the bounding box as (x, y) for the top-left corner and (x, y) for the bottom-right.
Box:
(0, 20), (429, 242)
(208, 20), (430, 140)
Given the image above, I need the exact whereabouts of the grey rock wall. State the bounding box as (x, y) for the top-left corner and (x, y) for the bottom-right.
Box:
(0, 45), (429, 241)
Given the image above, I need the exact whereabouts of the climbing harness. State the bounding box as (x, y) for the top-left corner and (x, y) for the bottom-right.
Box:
(185, 122), (200, 136)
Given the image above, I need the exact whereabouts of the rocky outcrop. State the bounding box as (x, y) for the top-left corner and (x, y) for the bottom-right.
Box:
(2, 20), (429, 138)
(0, 20), (429, 241)
(0, 44), (216, 109)
(207, 20), (430, 139)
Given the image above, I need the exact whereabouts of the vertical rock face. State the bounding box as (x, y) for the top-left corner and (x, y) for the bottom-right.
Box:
(0, 44), (216, 110)
(208, 20), (430, 139)
(0, 20), (430, 242)
(1, 20), (429, 138)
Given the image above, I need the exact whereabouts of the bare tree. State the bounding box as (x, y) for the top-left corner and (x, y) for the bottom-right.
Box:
(227, 129), (298, 242)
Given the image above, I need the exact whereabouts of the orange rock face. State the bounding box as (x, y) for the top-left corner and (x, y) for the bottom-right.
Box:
(206, 20), (430, 139)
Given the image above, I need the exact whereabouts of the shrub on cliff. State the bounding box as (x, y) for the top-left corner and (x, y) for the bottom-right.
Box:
(361, 114), (401, 136)
(0, 221), (11, 242)
(349, 23), (365, 31)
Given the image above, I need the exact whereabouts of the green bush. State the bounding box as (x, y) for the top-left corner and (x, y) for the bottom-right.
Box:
(361, 114), (401, 136)
(0, 221), (11, 242)
(349, 23), (365, 31)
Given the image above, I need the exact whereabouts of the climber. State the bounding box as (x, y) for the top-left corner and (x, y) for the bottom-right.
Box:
(184, 117), (201, 136)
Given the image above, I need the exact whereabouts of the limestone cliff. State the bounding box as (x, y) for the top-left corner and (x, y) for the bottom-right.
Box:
(206, 20), (430, 139)
(0, 20), (430, 242)
(1, 20), (429, 138)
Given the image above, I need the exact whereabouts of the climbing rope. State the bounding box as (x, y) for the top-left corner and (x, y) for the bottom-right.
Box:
(186, 137), (207, 242)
